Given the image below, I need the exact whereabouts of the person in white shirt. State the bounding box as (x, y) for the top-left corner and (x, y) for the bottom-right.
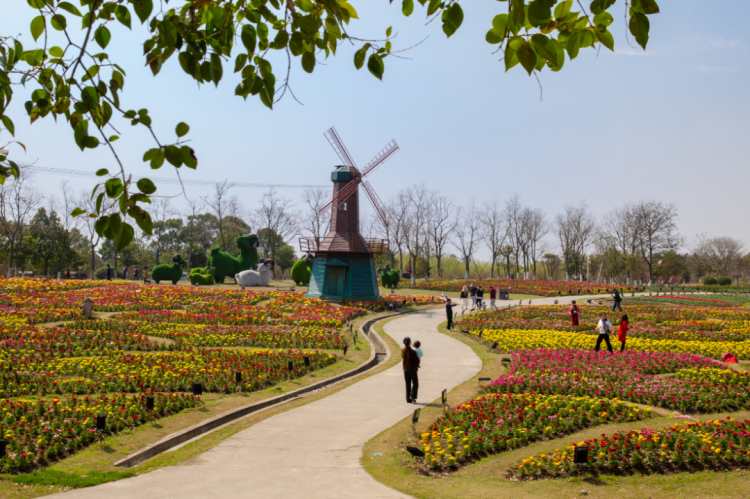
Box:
(595, 313), (614, 353)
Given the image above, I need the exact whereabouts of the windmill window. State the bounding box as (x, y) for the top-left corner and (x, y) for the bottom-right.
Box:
(338, 202), (347, 211)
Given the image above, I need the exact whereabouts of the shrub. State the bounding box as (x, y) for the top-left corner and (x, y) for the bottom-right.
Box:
(717, 276), (732, 286)
(702, 276), (717, 285)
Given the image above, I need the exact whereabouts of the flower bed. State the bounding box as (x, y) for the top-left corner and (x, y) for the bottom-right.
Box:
(629, 296), (734, 307)
(508, 418), (750, 480)
(0, 392), (198, 473)
(0, 349), (336, 397)
(419, 393), (648, 470)
(488, 350), (748, 413)
(343, 294), (443, 311)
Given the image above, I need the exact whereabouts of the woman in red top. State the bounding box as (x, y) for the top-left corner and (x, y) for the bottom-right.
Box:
(618, 314), (629, 352)
(569, 301), (580, 327)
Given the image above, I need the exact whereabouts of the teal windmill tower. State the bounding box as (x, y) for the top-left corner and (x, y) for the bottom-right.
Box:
(301, 127), (399, 302)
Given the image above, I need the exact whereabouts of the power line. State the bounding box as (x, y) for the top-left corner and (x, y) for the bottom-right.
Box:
(26, 166), (327, 189)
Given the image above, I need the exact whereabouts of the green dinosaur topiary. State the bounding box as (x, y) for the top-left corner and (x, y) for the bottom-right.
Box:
(189, 267), (215, 286)
(380, 268), (400, 288)
(291, 256), (312, 286)
(207, 234), (260, 284)
(152, 255), (185, 285)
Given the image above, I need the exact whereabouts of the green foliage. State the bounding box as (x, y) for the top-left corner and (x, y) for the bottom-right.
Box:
(702, 276), (718, 286)
(380, 269), (400, 288)
(275, 243), (297, 271)
(151, 254), (185, 284)
(717, 275), (733, 286)
(207, 234), (260, 283)
(291, 257), (312, 286)
(13, 469), (135, 488)
(188, 266), (216, 286)
(0, 0), (659, 251)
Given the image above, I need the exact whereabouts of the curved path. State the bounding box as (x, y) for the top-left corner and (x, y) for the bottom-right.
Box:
(59, 310), (481, 499)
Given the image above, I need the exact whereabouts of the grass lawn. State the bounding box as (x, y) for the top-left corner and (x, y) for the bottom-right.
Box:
(0, 307), (418, 498)
(362, 320), (750, 499)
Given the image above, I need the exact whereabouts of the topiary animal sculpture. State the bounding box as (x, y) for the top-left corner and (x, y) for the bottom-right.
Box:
(152, 254), (186, 285)
(380, 268), (400, 288)
(207, 234), (261, 284)
(236, 259), (275, 288)
(291, 254), (312, 286)
(189, 267), (215, 286)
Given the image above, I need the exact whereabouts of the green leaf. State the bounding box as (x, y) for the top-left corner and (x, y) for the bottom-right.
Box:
(442, 3), (464, 38)
(354, 43), (370, 69)
(164, 145), (182, 167)
(554, 0), (573, 19)
(133, 0), (153, 24)
(175, 122), (189, 138)
(596, 27), (615, 51)
(296, 0), (315, 12)
(516, 39), (537, 75)
(234, 53), (248, 73)
(427, 0), (441, 16)
(137, 178), (156, 194)
(116, 6), (132, 29)
(527, 0), (552, 28)
(402, 0), (414, 16)
(50, 14), (67, 31)
(113, 221), (134, 251)
(94, 26), (111, 49)
(1, 116), (14, 137)
(565, 32), (582, 61)
(531, 34), (557, 67)
(301, 52), (315, 73)
(511, 0), (526, 31)
(95, 168), (109, 176)
(104, 178), (124, 199)
(593, 11), (614, 27)
(629, 12), (649, 49)
(58, 2), (82, 16)
(367, 54), (384, 80)
(94, 215), (108, 237)
(504, 45), (519, 72)
(241, 25), (257, 54)
(549, 38), (565, 72)
(49, 46), (64, 58)
(633, 0), (660, 14)
(71, 207), (86, 217)
(30, 16), (45, 42)
(130, 207), (153, 234)
(386, 26), (393, 38)
(180, 146), (197, 169)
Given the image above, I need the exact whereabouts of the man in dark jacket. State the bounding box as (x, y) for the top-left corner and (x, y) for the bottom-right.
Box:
(612, 289), (623, 312)
(106, 264), (113, 281)
(401, 337), (420, 403)
(446, 298), (457, 331)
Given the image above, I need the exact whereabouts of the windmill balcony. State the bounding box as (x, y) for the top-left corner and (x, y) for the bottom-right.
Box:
(299, 236), (389, 255)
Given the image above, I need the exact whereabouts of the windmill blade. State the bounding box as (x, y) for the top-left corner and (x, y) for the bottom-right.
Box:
(362, 179), (390, 228)
(324, 127), (357, 169)
(318, 177), (362, 214)
(361, 140), (399, 178)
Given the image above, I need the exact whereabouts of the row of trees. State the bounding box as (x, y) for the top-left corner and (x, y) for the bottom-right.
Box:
(1, 175), (747, 285)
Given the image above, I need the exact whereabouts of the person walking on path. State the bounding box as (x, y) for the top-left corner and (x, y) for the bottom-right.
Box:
(469, 284), (477, 310)
(489, 286), (498, 310)
(122, 267), (128, 281)
(617, 314), (629, 352)
(476, 286), (485, 310)
(143, 266), (150, 284)
(414, 340), (423, 359)
(445, 298), (457, 331)
(106, 264), (113, 281)
(569, 301), (580, 327)
(134, 267), (140, 281)
(595, 313), (614, 353)
(460, 286), (469, 311)
(65, 268), (70, 279)
(401, 337), (420, 403)
(612, 289), (623, 312)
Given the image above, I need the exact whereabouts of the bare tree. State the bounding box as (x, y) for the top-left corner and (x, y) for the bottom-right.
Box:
(693, 234), (745, 278)
(202, 180), (238, 252)
(527, 208), (549, 279)
(428, 192), (455, 278)
(480, 199), (507, 279)
(453, 201), (480, 279)
(403, 184), (430, 285)
(77, 187), (115, 278)
(252, 188), (298, 261)
(632, 200), (683, 284)
(0, 172), (40, 273)
(555, 202), (596, 281)
(505, 194), (528, 278)
(600, 204), (640, 283)
(300, 187), (330, 240)
(183, 198), (207, 270)
(385, 193), (409, 272)
(50, 181), (82, 273)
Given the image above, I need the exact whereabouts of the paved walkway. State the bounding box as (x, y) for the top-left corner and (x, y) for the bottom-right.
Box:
(59, 310), (481, 499)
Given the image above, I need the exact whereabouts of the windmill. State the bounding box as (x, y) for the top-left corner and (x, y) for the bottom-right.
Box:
(302, 127), (399, 302)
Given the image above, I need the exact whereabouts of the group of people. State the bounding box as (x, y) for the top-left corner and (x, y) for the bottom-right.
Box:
(459, 284), (502, 312)
(569, 299), (629, 353)
(105, 264), (151, 284)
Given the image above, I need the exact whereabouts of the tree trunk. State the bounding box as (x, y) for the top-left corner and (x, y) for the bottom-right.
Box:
(436, 254), (442, 278)
(411, 254), (416, 285)
(464, 258), (470, 279)
(90, 244), (96, 279)
(490, 256), (495, 278)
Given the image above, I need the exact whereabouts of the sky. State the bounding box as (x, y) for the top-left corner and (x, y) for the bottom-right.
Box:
(1, 1), (749, 259)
